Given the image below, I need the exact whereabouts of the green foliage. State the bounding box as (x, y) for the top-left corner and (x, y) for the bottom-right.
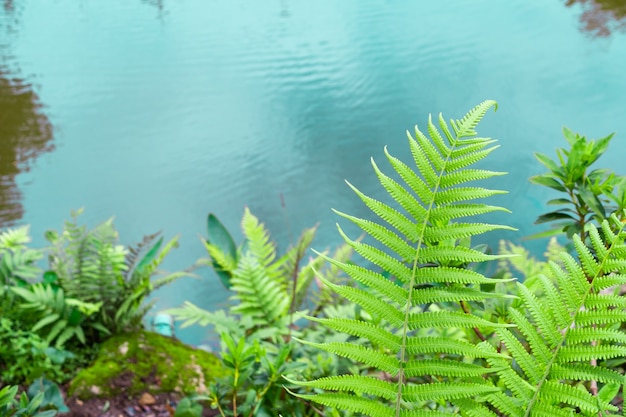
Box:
(0, 318), (72, 385)
(488, 217), (626, 415)
(0, 226), (43, 326)
(289, 101), (626, 416)
(169, 207), (350, 339)
(175, 395), (207, 417)
(530, 127), (626, 239)
(206, 213), (238, 289)
(206, 328), (354, 417)
(168, 209), (355, 416)
(0, 225), (43, 287)
(10, 282), (101, 348)
(10, 209), (190, 348)
(26, 379), (68, 414)
(0, 385), (57, 417)
(291, 100), (517, 414)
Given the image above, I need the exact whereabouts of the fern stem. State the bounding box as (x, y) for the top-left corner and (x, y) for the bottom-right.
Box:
(281, 192), (299, 343)
(233, 367), (239, 417)
(215, 401), (227, 417)
(395, 131), (457, 415)
(460, 300), (487, 342)
(286, 249), (304, 343)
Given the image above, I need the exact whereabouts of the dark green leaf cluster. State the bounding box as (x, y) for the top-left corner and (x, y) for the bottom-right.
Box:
(0, 318), (72, 385)
(8, 209), (188, 349)
(0, 225), (42, 287)
(530, 127), (626, 239)
(0, 382), (63, 417)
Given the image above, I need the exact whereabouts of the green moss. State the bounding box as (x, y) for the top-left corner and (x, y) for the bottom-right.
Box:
(68, 331), (225, 399)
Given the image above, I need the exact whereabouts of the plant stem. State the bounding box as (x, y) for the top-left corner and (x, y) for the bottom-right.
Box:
(460, 300), (486, 342)
(286, 248), (304, 343)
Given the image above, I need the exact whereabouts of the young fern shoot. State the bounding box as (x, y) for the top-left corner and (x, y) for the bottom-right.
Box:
(289, 100), (518, 415)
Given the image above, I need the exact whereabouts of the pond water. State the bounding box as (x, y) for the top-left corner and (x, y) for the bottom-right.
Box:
(2, 0), (626, 344)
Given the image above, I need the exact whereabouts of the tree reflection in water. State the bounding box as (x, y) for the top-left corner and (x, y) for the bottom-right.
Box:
(0, 70), (54, 227)
(565, 0), (626, 37)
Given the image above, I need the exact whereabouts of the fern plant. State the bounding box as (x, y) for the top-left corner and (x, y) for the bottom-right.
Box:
(485, 217), (626, 416)
(0, 226), (44, 324)
(14, 209), (191, 346)
(0, 225), (42, 286)
(290, 100), (520, 415)
(169, 207), (349, 340)
(168, 209), (355, 416)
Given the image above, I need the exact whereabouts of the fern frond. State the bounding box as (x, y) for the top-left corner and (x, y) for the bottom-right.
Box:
(430, 204), (511, 223)
(407, 311), (513, 330)
(287, 390), (395, 416)
(166, 302), (242, 335)
(292, 101), (512, 415)
(296, 339), (400, 375)
(241, 207), (276, 270)
(549, 363), (623, 384)
(404, 359), (500, 378)
(312, 252), (408, 304)
(538, 381), (617, 413)
(230, 254), (289, 325)
(124, 231), (160, 279)
(494, 218), (626, 416)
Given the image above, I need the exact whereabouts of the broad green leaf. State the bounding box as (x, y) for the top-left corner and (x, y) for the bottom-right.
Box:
(534, 153), (561, 175)
(529, 175), (567, 192)
(207, 213), (238, 289)
(546, 198), (573, 206)
(534, 211), (576, 225)
(579, 184), (606, 219)
(32, 314), (60, 332)
(134, 236), (164, 276)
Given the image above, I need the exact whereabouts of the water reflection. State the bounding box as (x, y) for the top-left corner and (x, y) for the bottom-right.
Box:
(0, 70), (54, 226)
(566, 0), (626, 37)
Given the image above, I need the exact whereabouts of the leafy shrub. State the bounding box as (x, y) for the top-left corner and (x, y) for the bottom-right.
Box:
(0, 225), (43, 287)
(0, 384), (58, 417)
(26, 379), (68, 414)
(530, 127), (626, 239)
(11, 209), (190, 348)
(0, 226), (43, 324)
(0, 318), (72, 385)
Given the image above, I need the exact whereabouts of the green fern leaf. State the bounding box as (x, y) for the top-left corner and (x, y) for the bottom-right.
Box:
(292, 101), (514, 415)
(494, 219), (626, 416)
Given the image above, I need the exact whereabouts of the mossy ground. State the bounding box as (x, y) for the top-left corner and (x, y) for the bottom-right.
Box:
(69, 331), (225, 399)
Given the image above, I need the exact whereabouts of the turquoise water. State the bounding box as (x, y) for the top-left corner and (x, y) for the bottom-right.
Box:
(2, 0), (626, 344)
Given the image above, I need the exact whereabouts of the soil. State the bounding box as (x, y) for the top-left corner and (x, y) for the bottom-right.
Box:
(62, 372), (219, 417)
(64, 392), (219, 417)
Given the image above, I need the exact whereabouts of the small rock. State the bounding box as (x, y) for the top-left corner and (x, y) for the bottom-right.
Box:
(139, 392), (156, 406)
(76, 399), (83, 406)
(90, 385), (101, 395)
